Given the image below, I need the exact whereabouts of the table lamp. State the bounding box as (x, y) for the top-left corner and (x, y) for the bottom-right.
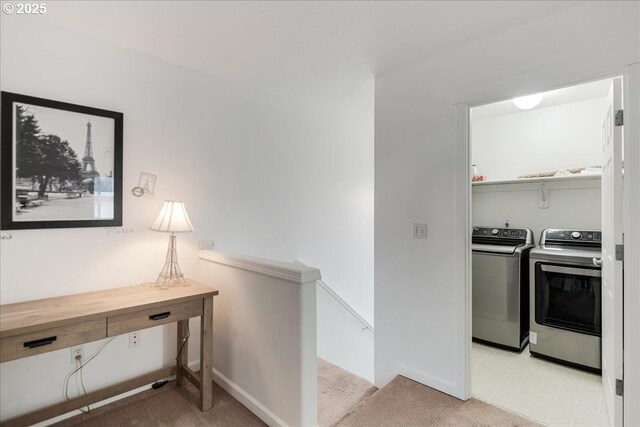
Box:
(150, 200), (193, 288)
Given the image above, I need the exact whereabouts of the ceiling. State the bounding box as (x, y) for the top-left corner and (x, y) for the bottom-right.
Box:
(471, 78), (613, 121)
(32, 1), (585, 103)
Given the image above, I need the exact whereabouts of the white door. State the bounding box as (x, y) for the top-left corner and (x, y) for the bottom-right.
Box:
(601, 77), (624, 427)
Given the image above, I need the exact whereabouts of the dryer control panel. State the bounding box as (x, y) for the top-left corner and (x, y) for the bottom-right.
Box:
(542, 229), (601, 246)
(472, 227), (533, 245)
(473, 227), (528, 239)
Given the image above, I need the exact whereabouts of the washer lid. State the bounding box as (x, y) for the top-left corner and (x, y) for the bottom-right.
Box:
(472, 243), (518, 255)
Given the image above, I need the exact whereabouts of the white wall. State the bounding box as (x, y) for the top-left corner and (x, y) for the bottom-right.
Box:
(198, 251), (318, 427)
(473, 178), (601, 242)
(316, 284), (374, 382)
(472, 98), (607, 182)
(374, 0), (639, 399)
(0, 15), (373, 421)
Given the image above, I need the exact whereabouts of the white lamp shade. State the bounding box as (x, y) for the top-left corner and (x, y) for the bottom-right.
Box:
(150, 201), (194, 233)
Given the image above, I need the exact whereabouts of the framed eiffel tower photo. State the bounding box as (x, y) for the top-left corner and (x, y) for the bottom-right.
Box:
(1, 92), (123, 229)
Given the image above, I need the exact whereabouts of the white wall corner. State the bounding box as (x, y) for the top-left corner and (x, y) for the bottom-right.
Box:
(455, 102), (472, 401)
(397, 365), (461, 399)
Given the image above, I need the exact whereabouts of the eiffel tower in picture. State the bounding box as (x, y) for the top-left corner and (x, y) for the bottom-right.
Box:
(81, 122), (100, 193)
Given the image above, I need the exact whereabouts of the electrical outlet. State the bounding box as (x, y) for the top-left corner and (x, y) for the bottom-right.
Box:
(71, 346), (84, 364)
(198, 240), (215, 250)
(129, 331), (141, 349)
(413, 223), (427, 239)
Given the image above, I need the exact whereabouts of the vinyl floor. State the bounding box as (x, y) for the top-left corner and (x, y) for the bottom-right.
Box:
(472, 342), (610, 427)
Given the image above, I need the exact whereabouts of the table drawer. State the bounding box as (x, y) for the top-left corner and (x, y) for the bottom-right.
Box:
(107, 299), (203, 336)
(0, 318), (106, 363)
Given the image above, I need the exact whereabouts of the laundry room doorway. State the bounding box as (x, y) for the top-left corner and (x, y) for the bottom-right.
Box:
(465, 75), (628, 427)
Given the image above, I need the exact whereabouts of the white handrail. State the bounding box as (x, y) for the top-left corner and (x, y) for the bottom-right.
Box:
(317, 279), (374, 333)
(296, 260), (374, 333)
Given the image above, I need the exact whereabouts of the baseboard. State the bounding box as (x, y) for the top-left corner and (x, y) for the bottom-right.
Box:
(211, 367), (289, 427)
(397, 365), (462, 399)
(185, 361), (287, 427)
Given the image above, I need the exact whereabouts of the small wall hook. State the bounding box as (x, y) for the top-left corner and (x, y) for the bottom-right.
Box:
(538, 182), (549, 209)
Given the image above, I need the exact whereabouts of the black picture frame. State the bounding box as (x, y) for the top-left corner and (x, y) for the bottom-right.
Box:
(1, 92), (123, 230)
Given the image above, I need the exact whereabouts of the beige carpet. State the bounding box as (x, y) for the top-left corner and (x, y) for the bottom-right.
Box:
(53, 364), (537, 427)
(55, 359), (373, 427)
(53, 380), (265, 427)
(318, 358), (377, 427)
(332, 375), (542, 427)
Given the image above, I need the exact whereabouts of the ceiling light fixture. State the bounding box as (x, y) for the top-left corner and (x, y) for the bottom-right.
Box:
(513, 93), (543, 110)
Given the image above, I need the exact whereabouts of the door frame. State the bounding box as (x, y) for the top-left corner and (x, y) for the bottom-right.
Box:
(458, 64), (640, 426)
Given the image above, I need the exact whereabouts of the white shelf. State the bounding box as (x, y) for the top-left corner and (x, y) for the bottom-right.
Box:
(472, 174), (602, 197)
(473, 174), (601, 187)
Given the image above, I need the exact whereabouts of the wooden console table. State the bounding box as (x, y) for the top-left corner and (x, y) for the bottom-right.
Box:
(0, 281), (218, 427)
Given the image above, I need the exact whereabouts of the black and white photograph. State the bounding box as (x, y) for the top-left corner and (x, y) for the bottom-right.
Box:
(1, 92), (123, 229)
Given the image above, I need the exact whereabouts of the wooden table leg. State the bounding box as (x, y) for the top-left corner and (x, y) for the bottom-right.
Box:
(200, 295), (213, 411)
(176, 319), (189, 386)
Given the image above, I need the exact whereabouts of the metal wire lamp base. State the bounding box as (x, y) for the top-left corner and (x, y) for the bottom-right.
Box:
(154, 233), (190, 289)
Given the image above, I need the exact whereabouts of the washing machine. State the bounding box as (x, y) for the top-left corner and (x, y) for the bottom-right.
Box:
(472, 226), (534, 351)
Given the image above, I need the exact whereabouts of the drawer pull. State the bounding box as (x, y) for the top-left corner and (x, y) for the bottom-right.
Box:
(24, 336), (57, 348)
(149, 311), (171, 321)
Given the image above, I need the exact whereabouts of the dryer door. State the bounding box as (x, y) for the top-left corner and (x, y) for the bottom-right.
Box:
(534, 262), (601, 336)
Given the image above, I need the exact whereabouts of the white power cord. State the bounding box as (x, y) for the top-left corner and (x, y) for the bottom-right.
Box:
(63, 336), (117, 412)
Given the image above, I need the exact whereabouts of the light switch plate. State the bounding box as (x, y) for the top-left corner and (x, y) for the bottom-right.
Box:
(413, 223), (427, 239)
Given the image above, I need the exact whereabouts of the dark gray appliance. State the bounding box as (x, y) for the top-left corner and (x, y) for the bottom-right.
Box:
(529, 229), (602, 370)
(472, 226), (534, 351)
